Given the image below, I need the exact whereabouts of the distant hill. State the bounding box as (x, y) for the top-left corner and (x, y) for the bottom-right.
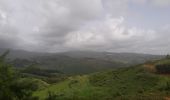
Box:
(0, 48), (48, 59)
(0, 48), (163, 74)
(34, 55), (126, 74)
(0, 48), (163, 63)
(60, 51), (163, 65)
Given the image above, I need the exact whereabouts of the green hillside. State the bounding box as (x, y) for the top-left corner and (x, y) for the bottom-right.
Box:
(0, 48), (163, 74)
(34, 63), (170, 100)
(9, 54), (127, 75)
(9, 52), (162, 75)
(34, 56), (127, 74)
(1, 50), (169, 100)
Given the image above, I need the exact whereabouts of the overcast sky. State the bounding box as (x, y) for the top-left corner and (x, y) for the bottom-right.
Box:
(0, 0), (170, 54)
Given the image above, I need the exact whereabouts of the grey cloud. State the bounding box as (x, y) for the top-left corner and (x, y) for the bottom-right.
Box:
(150, 0), (170, 7)
(0, 27), (20, 49)
(0, 0), (169, 54)
(0, 0), (104, 51)
(131, 0), (170, 7)
(102, 0), (128, 16)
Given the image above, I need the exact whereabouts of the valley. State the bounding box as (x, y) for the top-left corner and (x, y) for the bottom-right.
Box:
(0, 49), (169, 100)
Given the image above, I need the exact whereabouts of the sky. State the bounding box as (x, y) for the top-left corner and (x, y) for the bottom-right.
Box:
(0, 0), (170, 54)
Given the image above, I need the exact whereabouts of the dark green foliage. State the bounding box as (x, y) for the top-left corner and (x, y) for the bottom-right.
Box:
(0, 51), (39, 100)
(44, 77), (66, 84)
(156, 63), (170, 74)
(158, 80), (170, 92)
(68, 79), (79, 88)
(10, 78), (40, 100)
(22, 66), (62, 77)
(0, 51), (17, 100)
(22, 66), (67, 84)
(45, 91), (58, 100)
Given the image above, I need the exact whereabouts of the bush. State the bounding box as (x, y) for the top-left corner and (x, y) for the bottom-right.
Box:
(0, 51), (39, 100)
(156, 63), (170, 74)
(45, 91), (58, 100)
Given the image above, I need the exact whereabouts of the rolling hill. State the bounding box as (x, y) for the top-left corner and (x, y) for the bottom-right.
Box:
(0, 48), (163, 74)
(34, 57), (170, 100)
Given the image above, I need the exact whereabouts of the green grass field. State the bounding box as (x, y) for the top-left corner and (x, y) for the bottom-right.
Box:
(34, 63), (170, 100)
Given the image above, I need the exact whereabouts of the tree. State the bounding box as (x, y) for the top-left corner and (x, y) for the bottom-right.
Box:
(0, 51), (39, 100)
(0, 50), (16, 100)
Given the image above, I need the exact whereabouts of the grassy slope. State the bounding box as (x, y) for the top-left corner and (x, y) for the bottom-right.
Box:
(34, 64), (170, 100)
(34, 75), (108, 100)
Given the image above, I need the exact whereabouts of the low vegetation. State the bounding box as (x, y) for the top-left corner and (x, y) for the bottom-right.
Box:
(34, 65), (170, 100)
(0, 51), (39, 100)
(1, 51), (170, 100)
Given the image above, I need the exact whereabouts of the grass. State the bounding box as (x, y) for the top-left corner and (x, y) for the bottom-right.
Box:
(34, 75), (110, 100)
(0, 50), (167, 100)
(34, 64), (170, 100)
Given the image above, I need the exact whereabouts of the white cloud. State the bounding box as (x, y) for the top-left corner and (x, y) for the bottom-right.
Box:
(0, 0), (169, 54)
(65, 16), (157, 51)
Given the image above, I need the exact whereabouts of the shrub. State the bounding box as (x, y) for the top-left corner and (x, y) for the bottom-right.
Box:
(0, 51), (39, 100)
(156, 63), (170, 74)
(45, 91), (58, 100)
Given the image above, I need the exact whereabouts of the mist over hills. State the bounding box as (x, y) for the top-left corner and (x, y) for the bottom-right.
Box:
(0, 48), (163, 61)
(59, 51), (163, 64)
(0, 48), (48, 59)
(0, 48), (163, 74)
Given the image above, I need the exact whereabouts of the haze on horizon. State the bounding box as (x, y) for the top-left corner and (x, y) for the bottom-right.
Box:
(0, 0), (170, 55)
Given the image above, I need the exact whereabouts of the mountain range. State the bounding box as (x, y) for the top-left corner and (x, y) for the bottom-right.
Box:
(0, 48), (163, 74)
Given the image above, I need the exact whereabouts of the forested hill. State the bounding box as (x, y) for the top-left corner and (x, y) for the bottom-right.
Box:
(0, 48), (163, 74)
(0, 48), (163, 63)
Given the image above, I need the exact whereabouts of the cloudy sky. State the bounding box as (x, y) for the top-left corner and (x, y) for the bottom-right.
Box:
(0, 0), (170, 54)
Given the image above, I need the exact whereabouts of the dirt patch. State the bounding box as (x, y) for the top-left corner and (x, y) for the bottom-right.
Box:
(143, 64), (157, 73)
(165, 97), (170, 100)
